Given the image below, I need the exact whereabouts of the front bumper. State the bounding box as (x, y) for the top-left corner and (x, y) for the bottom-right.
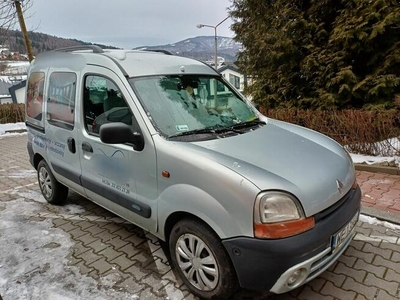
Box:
(222, 186), (361, 292)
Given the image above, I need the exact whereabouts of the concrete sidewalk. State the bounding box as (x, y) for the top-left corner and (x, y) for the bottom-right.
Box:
(356, 170), (400, 224)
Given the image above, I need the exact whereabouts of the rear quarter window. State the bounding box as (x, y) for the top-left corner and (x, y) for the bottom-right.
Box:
(26, 72), (45, 122)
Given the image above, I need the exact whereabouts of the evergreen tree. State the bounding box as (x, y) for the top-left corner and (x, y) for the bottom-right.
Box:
(230, 0), (400, 109)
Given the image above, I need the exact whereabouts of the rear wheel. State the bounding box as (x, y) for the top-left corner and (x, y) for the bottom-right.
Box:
(169, 218), (238, 299)
(37, 160), (68, 204)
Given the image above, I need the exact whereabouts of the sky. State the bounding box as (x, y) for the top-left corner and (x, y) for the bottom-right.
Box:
(23, 0), (235, 49)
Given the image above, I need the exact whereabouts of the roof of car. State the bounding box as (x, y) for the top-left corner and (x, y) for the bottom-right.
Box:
(32, 47), (218, 78)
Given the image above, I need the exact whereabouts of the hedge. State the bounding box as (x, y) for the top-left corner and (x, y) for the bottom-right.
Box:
(262, 108), (400, 157)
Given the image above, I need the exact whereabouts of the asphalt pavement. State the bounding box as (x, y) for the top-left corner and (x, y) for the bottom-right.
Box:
(0, 135), (399, 300)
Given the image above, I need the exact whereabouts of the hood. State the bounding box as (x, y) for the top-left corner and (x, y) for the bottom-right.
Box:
(185, 120), (355, 217)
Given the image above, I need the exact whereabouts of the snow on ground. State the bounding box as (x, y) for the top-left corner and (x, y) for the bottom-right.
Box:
(0, 198), (138, 300)
(1, 61), (30, 75)
(0, 75), (12, 84)
(0, 122), (398, 166)
(4, 61), (30, 68)
(359, 214), (400, 231)
(0, 74), (27, 84)
(1, 193), (398, 299)
(0, 122), (27, 138)
(350, 153), (400, 167)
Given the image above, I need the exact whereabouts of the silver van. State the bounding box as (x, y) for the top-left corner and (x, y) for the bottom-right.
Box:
(26, 46), (361, 299)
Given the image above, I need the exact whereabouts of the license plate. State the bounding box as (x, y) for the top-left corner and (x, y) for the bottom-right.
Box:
(331, 211), (359, 253)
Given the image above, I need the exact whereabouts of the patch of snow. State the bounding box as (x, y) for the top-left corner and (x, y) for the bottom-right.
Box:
(5, 61), (30, 68)
(360, 214), (400, 231)
(0, 131), (27, 139)
(0, 197), (139, 300)
(58, 203), (86, 215)
(348, 136), (400, 166)
(7, 169), (36, 179)
(0, 75), (12, 84)
(0, 122), (27, 135)
(10, 191), (46, 203)
(350, 153), (399, 167)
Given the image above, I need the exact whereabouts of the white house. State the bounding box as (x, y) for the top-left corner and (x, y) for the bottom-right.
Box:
(218, 64), (246, 93)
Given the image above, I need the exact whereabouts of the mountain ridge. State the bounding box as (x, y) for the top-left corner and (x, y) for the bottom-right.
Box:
(134, 36), (242, 62)
(0, 29), (119, 56)
(1, 30), (241, 62)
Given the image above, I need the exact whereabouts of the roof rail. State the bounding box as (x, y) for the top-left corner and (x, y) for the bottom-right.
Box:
(146, 49), (172, 55)
(53, 45), (104, 53)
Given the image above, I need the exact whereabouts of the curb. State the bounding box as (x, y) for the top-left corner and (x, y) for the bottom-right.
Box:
(357, 165), (400, 225)
(361, 205), (400, 225)
(5, 129), (27, 134)
(355, 164), (400, 175)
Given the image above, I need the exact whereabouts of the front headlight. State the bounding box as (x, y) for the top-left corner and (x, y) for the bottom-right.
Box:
(257, 191), (303, 223)
(254, 191), (315, 239)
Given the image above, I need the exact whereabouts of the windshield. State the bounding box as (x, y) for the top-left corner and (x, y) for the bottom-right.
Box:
(129, 75), (259, 139)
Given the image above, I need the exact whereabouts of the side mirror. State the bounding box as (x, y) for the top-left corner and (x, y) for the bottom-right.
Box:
(99, 122), (144, 151)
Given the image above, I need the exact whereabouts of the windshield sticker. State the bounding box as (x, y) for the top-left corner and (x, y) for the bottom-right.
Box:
(176, 125), (189, 131)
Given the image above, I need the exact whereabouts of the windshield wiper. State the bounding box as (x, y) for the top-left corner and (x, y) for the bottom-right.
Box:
(168, 120), (265, 139)
(226, 119), (266, 131)
(168, 127), (219, 139)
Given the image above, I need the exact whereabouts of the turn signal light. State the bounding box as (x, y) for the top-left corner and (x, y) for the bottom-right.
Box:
(254, 217), (315, 239)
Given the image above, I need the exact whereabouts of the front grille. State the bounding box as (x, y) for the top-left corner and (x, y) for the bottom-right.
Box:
(314, 188), (353, 222)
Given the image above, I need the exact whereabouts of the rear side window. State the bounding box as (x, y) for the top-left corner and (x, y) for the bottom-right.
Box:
(26, 72), (45, 121)
(46, 72), (77, 130)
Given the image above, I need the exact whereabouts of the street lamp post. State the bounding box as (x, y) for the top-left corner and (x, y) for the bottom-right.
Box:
(197, 16), (229, 69)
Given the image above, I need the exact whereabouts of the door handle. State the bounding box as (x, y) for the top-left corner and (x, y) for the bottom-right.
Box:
(82, 142), (93, 153)
(67, 137), (76, 153)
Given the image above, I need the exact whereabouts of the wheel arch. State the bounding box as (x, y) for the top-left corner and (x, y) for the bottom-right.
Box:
(33, 153), (45, 170)
(164, 212), (215, 243)
(157, 184), (249, 241)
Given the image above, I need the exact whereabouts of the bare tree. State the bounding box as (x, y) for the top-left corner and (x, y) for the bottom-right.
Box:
(0, 1), (33, 51)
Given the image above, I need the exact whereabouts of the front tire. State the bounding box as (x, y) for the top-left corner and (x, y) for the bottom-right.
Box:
(169, 219), (238, 299)
(37, 160), (68, 204)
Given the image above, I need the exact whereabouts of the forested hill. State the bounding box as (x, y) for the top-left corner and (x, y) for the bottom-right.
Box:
(1, 29), (119, 54)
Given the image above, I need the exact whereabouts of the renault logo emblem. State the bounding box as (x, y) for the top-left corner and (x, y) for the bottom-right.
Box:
(336, 179), (344, 193)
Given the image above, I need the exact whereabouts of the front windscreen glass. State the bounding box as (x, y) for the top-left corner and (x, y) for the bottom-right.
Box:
(129, 75), (259, 139)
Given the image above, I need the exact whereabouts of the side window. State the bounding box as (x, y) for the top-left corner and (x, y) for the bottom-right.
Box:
(84, 75), (132, 134)
(229, 74), (241, 89)
(46, 72), (77, 130)
(26, 72), (45, 121)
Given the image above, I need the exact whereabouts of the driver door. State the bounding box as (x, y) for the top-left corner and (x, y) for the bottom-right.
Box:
(78, 66), (158, 231)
